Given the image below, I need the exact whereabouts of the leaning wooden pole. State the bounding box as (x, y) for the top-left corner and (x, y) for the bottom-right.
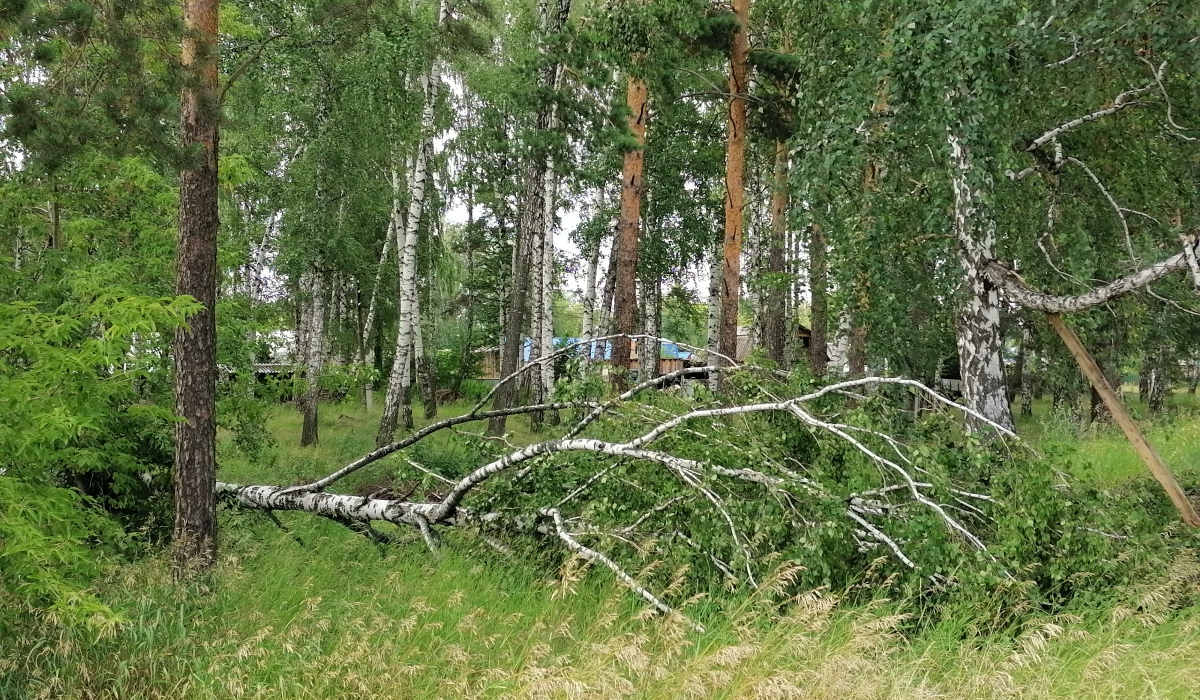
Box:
(1046, 312), (1200, 527)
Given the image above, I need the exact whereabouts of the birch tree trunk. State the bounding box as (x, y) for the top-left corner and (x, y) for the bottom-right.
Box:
(378, 67), (439, 445)
(640, 276), (659, 379)
(611, 75), (648, 386)
(488, 0), (570, 435)
(360, 182), (399, 363)
(528, 174), (547, 430)
(597, 234), (619, 339)
(580, 195), (602, 367)
(174, 0), (219, 574)
(414, 279), (437, 420)
(808, 222), (829, 377)
(847, 317), (867, 379)
(947, 129), (1014, 431)
(1020, 357), (1034, 417)
(763, 140), (788, 365)
(299, 266), (326, 447)
(706, 245), (723, 391)
(489, 179), (540, 436)
(540, 168), (558, 425)
(1008, 327), (1027, 406)
(717, 0), (750, 364)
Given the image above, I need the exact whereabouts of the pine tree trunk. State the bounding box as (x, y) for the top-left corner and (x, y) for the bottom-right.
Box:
(717, 0), (750, 365)
(808, 222), (828, 378)
(173, 0), (219, 575)
(947, 129), (1014, 431)
(611, 75), (648, 387)
(300, 267), (326, 446)
(763, 140), (788, 366)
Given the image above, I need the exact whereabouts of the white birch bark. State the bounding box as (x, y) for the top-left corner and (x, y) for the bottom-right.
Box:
(360, 198), (397, 363)
(705, 245), (723, 390)
(947, 128), (1014, 431)
(378, 45), (442, 445)
(580, 189), (603, 365)
(983, 242), (1198, 313)
(529, 182), (545, 377)
(640, 277), (658, 379)
(580, 238), (601, 365)
(597, 236), (618, 338)
(827, 312), (850, 374)
(300, 266), (326, 446)
(539, 168), (557, 404)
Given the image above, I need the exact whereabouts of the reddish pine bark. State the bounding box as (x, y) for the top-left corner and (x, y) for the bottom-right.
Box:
(718, 0), (750, 363)
(174, 0), (219, 576)
(611, 76), (648, 386)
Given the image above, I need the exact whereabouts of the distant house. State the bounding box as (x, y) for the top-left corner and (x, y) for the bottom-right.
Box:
(735, 324), (812, 362)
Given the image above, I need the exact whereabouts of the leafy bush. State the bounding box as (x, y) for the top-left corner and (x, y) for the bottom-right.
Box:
(0, 294), (196, 624)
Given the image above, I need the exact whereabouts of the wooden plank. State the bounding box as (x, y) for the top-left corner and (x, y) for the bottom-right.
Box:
(1046, 312), (1200, 527)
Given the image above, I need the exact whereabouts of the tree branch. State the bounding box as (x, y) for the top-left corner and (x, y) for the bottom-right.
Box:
(984, 240), (1197, 313)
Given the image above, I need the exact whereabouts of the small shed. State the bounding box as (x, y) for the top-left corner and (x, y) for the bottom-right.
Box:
(735, 323), (812, 362)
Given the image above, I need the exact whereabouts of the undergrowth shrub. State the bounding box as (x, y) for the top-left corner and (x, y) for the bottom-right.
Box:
(0, 295), (196, 628)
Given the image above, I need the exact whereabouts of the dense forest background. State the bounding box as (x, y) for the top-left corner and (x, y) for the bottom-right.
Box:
(6, 0), (1200, 696)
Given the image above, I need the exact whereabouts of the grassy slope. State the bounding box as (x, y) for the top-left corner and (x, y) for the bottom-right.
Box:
(7, 394), (1200, 699)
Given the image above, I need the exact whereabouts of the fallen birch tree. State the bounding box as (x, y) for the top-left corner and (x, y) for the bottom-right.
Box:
(218, 337), (1038, 626)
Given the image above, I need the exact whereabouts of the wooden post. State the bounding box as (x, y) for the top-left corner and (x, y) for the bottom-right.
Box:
(1046, 312), (1200, 527)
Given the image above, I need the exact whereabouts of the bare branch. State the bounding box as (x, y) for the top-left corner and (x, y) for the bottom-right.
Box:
(1025, 84), (1153, 152)
(1063, 156), (1134, 260)
(290, 401), (590, 493)
(542, 508), (704, 632)
(846, 510), (915, 569)
(984, 240), (1197, 313)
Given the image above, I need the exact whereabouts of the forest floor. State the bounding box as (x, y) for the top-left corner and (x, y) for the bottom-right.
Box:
(9, 390), (1200, 699)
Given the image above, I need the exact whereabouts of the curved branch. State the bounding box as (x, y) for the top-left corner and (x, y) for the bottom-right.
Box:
(291, 401), (591, 493)
(1024, 83), (1153, 152)
(541, 508), (703, 632)
(984, 243), (1195, 313)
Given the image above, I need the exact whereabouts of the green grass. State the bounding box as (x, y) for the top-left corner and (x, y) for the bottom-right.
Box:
(1015, 389), (1200, 486)
(6, 396), (1200, 698)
